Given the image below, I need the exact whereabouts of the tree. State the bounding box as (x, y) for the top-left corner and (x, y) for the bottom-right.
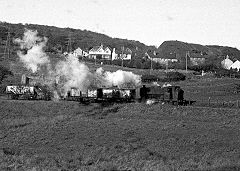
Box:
(133, 60), (142, 69)
(165, 72), (186, 82)
(0, 65), (12, 84)
(142, 60), (151, 69)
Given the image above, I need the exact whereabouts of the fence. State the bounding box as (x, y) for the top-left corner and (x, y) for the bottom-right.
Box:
(192, 97), (240, 108)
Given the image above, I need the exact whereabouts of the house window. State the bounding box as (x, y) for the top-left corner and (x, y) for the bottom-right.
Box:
(96, 55), (102, 59)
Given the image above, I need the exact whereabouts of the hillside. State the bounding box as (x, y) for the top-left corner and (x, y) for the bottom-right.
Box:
(0, 21), (156, 60)
(1, 22), (240, 70)
(157, 40), (240, 65)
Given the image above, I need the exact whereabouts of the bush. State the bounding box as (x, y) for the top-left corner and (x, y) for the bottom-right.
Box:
(141, 74), (159, 82)
(0, 65), (12, 84)
(133, 60), (142, 69)
(214, 68), (240, 78)
(165, 72), (186, 82)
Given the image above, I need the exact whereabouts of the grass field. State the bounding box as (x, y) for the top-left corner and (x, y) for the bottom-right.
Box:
(1, 99), (240, 170)
(173, 77), (240, 107)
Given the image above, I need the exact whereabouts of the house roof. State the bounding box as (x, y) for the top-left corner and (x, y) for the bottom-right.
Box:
(152, 52), (178, 59)
(221, 57), (233, 69)
(89, 45), (112, 52)
(230, 60), (240, 69)
(89, 45), (102, 52)
(189, 52), (206, 59)
(104, 47), (112, 52)
(115, 47), (132, 54)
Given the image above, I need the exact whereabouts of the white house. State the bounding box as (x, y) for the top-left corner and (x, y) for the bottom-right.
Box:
(221, 55), (233, 69)
(230, 60), (240, 71)
(189, 53), (206, 66)
(88, 45), (112, 60)
(73, 47), (88, 57)
(112, 47), (132, 60)
(111, 48), (118, 60)
(152, 57), (178, 65)
(150, 52), (178, 65)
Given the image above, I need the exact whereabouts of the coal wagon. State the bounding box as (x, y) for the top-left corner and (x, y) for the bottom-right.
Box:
(6, 85), (51, 100)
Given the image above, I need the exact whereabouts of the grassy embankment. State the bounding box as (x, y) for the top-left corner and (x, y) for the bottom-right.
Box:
(1, 100), (240, 170)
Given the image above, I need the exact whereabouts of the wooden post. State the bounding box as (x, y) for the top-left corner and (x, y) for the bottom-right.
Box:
(208, 97), (211, 106)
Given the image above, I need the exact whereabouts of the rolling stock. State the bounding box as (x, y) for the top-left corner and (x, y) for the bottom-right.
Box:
(6, 84), (192, 105)
(65, 85), (191, 105)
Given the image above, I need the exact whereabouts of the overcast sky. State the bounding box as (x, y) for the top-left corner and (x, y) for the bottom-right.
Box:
(0, 0), (240, 48)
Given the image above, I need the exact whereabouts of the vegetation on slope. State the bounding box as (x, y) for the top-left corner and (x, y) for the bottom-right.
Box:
(0, 21), (155, 59)
(157, 40), (240, 69)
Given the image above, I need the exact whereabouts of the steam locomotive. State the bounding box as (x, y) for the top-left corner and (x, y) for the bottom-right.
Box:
(65, 85), (190, 105)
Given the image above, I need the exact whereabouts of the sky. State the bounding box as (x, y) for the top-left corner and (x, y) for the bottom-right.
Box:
(0, 0), (240, 49)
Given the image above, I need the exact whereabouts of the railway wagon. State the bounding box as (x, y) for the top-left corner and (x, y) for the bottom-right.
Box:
(5, 85), (51, 100)
(99, 87), (135, 102)
(6, 85), (36, 100)
(65, 87), (136, 102)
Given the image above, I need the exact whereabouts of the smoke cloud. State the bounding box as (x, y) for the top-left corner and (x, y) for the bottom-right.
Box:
(14, 29), (50, 73)
(55, 54), (93, 97)
(15, 29), (142, 99)
(95, 67), (141, 88)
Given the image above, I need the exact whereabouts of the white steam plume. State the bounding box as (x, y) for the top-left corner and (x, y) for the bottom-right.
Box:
(55, 54), (93, 97)
(95, 67), (141, 88)
(14, 29), (142, 100)
(14, 29), (50, 73)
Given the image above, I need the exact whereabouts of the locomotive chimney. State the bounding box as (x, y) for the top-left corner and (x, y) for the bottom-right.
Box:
(21, 74), (30, 85)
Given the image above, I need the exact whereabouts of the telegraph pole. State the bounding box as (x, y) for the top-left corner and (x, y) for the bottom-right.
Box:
(150, 57), (153, 74)
(66, 33), (73, 53)
(166, 60), (168, 72)
(66, 37), (72, 53)
(2, 27), (11, 60)
(0, 26), (11, 71)
(150, 51), (155, 74)
(6, 31), (11, 60)
(121, 46), (124, 67)
(185, 51), (189, 72)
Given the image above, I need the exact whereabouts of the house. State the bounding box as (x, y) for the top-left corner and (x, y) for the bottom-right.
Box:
(230, 60), (240, 71)
(111, 48), (118, 60)
(149, 51), (178, 65)
(73, 47), (88, 57)
(189, 52), (206, 66)
(112, 47), (132, 60)
(88, 45), (112, 60)
(221, 55), (233, 69)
